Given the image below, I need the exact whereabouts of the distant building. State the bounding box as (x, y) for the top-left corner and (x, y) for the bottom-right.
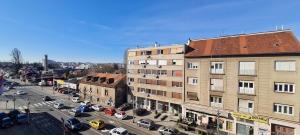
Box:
(78, 73), (126, 107)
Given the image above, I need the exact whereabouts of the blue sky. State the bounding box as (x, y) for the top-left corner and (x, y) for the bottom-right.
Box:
(0, 0), (299, 63)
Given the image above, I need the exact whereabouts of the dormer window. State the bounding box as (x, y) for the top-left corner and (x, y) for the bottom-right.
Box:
(107, 78), (114, 84)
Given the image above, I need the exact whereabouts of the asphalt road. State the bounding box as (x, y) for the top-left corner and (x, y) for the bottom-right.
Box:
(0, 84), (158, 135)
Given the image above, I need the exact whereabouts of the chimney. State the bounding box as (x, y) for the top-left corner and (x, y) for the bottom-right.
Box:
(44, 55), (48, 71)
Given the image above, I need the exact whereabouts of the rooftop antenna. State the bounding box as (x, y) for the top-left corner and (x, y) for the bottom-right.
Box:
(276, 26), (278, 30)
(154, 42), (158, 47)
(281, 25), (284, 30)
(187, 38), (191, 45)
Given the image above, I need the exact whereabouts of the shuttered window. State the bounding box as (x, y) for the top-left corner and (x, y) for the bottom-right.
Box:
(239, 62), (255, 75)
(275, 61), (296, 71)
(210, 79), (223, 91)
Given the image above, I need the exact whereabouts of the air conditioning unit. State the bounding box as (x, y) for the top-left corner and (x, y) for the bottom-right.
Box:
(158, 65), (162, 68)
(143, 65), (146, 68)
(143, 75), (146, 77)
(156, 75), (159, 79)
(128, 82), (131, 85)
(147, 55), (151, 58)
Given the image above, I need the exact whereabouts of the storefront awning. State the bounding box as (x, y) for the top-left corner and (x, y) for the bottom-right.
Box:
(183, 103), (229, 118)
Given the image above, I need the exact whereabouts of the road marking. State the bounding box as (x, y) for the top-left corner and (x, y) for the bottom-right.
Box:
(38, 103), (43, 106)
(23, 105), (28, 109)
(42, 102), (47, 105)
(34, 104), (39, 107)
(18, 107), (23, 110)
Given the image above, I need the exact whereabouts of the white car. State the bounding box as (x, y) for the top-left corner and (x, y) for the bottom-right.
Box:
(16, 90), (26, 95)
(91, 105), (104, 111)
(109, 127), (129, 135)
(54, 103), (64, 109)
(80, 100), (91, 106)
(72, 97), (80, 103)
(114, 112), (127, 120)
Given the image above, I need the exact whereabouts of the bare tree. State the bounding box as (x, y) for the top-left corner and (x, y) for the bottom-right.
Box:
(11, 48), (22, 65)
(10, 48), (23, 76)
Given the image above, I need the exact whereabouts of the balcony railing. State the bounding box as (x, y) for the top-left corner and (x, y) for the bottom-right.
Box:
(238, 107), (253, 113)
(239, 88), (255, 95)
(210, 102), (223, 108)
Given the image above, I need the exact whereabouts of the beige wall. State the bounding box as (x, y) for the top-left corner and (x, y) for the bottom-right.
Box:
(185, 56), (300, 123)
(127, 45), (185, 106)
(79, 83), (116, 105)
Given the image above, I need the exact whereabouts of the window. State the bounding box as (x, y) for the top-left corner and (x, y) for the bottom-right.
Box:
(172, 92), (182, 99)
(172, 81), (183, 87)
(147, 60), (157, 65)
(128, 51), (136, 57)
(188, 77), (198, 85)
(226, 121), (233, 131)
(238, 99), (254, 113)
(172, 60), (183, 65)
(211, 62), (224, 74)
(275, 61), (296, 71)
(239, 81), (255, 94)
(158, 60), (167, 65)
(210, 79), (223, 91)
(274, 83), (295, 93)
(96, 89), (99, 94)
(139, 60), (147, 65)
(187, 92), (198, 101)
(157, 90), (166, 96)
(157, 70), (167, 76)
(141, 50), (152, 55)
(128, 77), (134, 82)
(128, 60), (135, 65)
(105, 89), (108, 96)
(187, 62), (198, 69)
(239, 62), (255, 75)
(172, 70), (182, 77)
(157, 80), (167, 86)
(157, 49), (164, 55)
(274, 104), (294, 115)
(127, 69), (134, 74)
(210, 96), (223, 108)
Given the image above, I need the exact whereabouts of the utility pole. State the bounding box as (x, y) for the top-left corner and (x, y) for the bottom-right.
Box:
(132, 95), (135, 123)
(216, 109), (220, 135)
(5, 100), (8, 110)
(13, 93), (16, 110)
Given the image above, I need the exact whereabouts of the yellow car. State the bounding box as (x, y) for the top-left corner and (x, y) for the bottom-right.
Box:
(89, 119), (105, 130)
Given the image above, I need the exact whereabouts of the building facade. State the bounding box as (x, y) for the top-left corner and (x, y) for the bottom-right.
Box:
(78, 73), (126, 107)
(182, 30), (300, 135)
(127, 44), (185, 114)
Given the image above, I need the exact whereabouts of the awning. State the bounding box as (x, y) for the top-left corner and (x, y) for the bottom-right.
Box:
(183, 103), (229, 118)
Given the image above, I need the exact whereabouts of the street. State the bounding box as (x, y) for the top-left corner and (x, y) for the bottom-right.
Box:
(0, 83), (159, 135)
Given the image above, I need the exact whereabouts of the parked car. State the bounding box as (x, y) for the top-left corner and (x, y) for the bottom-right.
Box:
(158, 126), (180, 135)
(118, 103), (131, 111)
(137, 119), (155, 130)
(109, 127), (129, 135)
(43, 96), (52, 101)
(72, 97), (80, 103)
(54, 103), (64, 109)
(16, 113), (28, 124)
(133, 108), (147, 116)
(16, 90), (26, 95)
(8, 110), (20, 121)
(1, 117), (13, 128)
(91, 105), (104, 111)
(80, 100), (91, 106)
(65, 118), (82, 131)
(89, 119), (105, 130)
(69, 109), (81, 117)
(104, 108), (116, 116)
(79, 105), (91, 112)
(114, 112), (127, 120)
(0, 112), (7, 120)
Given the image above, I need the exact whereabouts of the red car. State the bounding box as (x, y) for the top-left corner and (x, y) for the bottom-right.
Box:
(104, 108), (116, 116)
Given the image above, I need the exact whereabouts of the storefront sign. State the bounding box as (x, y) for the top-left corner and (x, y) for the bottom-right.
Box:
(232, 112), (268, 124)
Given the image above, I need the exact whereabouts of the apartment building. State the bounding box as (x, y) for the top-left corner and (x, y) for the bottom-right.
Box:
(127, 44), (185, 114)
(78, 73), (126, 107)
(183, 30), (300, 135)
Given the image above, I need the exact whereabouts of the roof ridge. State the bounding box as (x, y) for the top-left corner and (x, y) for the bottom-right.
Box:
(190, 29), (292, 42)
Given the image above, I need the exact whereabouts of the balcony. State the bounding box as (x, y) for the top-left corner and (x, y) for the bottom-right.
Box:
(238, 107), (253, 113)
(238, 88), (255, 95)
(210, 102), (223, 108)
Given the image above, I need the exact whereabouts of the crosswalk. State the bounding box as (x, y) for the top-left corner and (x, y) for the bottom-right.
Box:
(18, 101), (56, 111)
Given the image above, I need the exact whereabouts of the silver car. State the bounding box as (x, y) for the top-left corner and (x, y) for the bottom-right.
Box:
(158, 126), (180, 135)
(137, 119), (154, 130)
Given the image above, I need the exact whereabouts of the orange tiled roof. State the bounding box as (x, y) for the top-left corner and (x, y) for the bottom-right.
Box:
(81, 73), (125, 88)
(185, 30), (300, 58)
